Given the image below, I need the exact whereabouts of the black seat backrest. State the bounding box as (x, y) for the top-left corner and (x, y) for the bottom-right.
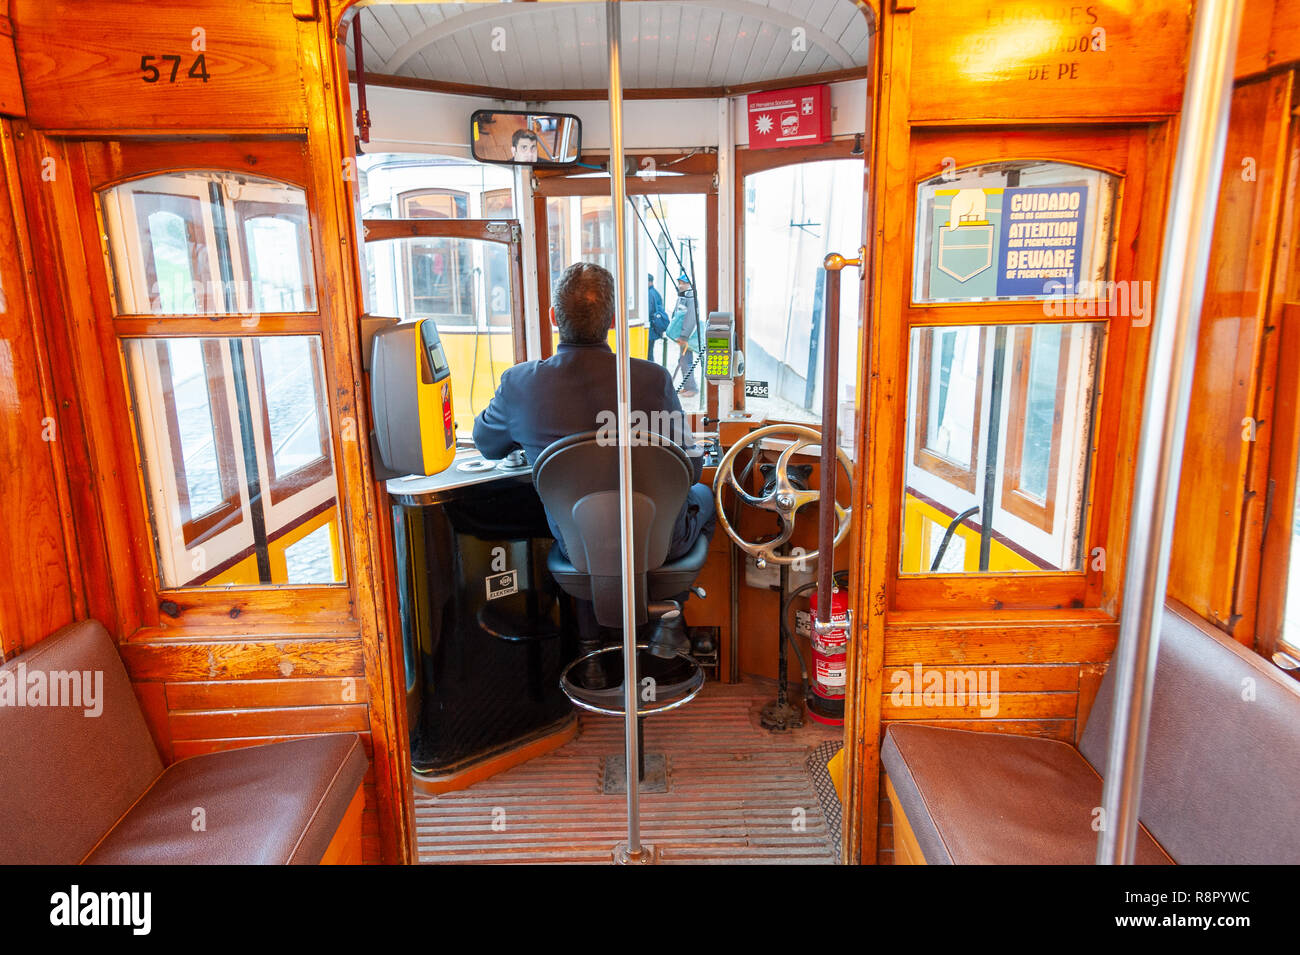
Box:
(533, 430), (691, 627)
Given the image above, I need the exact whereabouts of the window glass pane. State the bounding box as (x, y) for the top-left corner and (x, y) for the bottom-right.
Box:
(124, 335), (343, 589)
(901, 321), (1104, 574)
(355, 153), (513, 221)
(258, 337), (324, 478)
(401, 190), (468, 219)
(924, 327), (980, 467)
(242, 215), (308, 312)
(912, 161), (1120, 304)
(100, 172), (316, 315)
(164, 338), (225, 517)
(284, 523), (337, 585)
(1019, 324), (1064, 501)
(544, 193), (706, 412)
(741, 159), (863, 438)
(143, 203), (200, 313)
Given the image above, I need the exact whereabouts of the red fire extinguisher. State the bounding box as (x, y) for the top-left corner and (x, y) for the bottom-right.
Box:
(806, 573), (849, 725)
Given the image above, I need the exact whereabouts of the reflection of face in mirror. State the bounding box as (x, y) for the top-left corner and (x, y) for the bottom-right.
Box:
(471, 109), (581, 166)
(511, 129), (540, 163)
(900, 322), (1105, 576)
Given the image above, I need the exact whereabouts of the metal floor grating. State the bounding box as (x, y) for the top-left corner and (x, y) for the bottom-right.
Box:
(414, 680), (844, 864)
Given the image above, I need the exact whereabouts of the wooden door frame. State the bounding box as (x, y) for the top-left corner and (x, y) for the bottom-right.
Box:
(840, 3), (1177, 865)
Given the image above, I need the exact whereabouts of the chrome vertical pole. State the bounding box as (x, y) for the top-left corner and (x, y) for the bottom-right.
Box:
(1097, 0), (1243, 864)
(605, 0), (649, 865)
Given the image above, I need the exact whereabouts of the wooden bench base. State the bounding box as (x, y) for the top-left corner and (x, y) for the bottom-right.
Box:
(320, 784), (365, 865)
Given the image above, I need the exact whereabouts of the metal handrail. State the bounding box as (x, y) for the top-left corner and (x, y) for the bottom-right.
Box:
(1096, 0), (1244, 865)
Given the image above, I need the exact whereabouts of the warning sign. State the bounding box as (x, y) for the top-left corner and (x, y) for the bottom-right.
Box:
(923, 184), (1088, 300)
(995, 186), (1087, 296)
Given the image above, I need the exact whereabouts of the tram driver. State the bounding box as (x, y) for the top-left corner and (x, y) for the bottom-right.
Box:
(472, 262), (716, 563)
(474, 263), (715, 659)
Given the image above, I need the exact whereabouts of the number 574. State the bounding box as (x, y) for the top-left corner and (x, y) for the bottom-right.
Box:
(140, 54), (210, 84)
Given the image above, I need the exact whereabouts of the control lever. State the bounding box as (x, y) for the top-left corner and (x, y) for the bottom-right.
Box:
(690, 586), (706, 600)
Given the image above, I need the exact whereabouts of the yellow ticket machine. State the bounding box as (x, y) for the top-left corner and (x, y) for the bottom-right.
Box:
(370, 319), (457, 477)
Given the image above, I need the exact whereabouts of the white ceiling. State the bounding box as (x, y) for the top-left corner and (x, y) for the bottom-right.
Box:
(349, 1), (873, 92)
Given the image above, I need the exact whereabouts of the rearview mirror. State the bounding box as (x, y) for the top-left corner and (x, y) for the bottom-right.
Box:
(470, 109), (582, 166)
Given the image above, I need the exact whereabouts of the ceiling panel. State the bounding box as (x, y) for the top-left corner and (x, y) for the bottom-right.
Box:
(347, 0), (872, 92)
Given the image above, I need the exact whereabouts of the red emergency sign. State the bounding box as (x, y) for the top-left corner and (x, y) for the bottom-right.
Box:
(746, 84), (831, 149)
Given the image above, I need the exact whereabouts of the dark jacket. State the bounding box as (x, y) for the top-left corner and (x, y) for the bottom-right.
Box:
(472, 341), (703, 540)
(648, 285), (669, 336)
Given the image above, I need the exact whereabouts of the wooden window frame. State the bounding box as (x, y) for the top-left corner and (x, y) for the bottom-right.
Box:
(999, 324), (1072, 532)
(80, 141), (351, 627)
(251, 337), (333, 507)
(154, 338), (243, 548)
(889, 128), (1145, 613)
(913, 325), (985, 493)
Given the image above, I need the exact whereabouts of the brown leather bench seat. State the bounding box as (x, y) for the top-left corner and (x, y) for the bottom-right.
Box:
(882, 603), (1300, 864)
(0, 620), (368, 865)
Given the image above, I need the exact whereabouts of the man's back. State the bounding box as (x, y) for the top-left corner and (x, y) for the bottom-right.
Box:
(472, 340), (701, 481)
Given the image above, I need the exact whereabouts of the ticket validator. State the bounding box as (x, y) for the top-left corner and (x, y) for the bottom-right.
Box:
(370, 319), (457, 477)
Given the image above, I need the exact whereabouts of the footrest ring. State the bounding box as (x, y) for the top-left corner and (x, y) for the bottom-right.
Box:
(560, 643), (704, 717)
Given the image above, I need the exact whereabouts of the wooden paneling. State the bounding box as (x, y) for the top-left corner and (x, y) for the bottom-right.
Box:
(165, 676), (369, 709)
(884, 614), (1119, 665)
(11, 0), (308, 132)
(1167, 73), (1294, 639)
(0, 120), (76, 655)
(908, 0), (1190, 122)
(169, 703), (369, 740)
(119, 638), (366, 681)
(0, 10), (23, 117)
(1275, 1), (1300, 67)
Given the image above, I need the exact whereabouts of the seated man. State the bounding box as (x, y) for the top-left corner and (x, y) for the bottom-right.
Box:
(473, 262), (715, 563)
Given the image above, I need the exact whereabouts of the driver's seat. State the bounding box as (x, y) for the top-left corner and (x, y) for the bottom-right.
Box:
(533, 430), (709, 629)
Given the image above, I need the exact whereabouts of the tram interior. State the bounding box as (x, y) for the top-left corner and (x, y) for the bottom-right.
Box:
(0, 0), (1298, 869)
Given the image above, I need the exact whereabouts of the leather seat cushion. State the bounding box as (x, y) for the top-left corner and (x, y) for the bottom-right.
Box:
(0, 620), (163, 865)
(882, 723), (1172, 865)
(85, 734), (367, 865)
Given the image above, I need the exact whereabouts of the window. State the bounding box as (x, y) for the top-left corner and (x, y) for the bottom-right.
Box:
(125, 335), (341, 589)
(1001, 324), (1071, 530)
(741, 158), (863, 431)
(483, 188), (513, 218)
(901, 322), (1104, 574)
(233, 201), (313, 313)
(101, 172), (316, 314)
(914, 326), (985, 492)
(399, 189), (468, 219)
(253, 337), (332, 505)
(133, 193), (204, 313)
(100, 169), (342, 592)
(154, 338), (241, 546)
(912, 160), (1120, 304)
